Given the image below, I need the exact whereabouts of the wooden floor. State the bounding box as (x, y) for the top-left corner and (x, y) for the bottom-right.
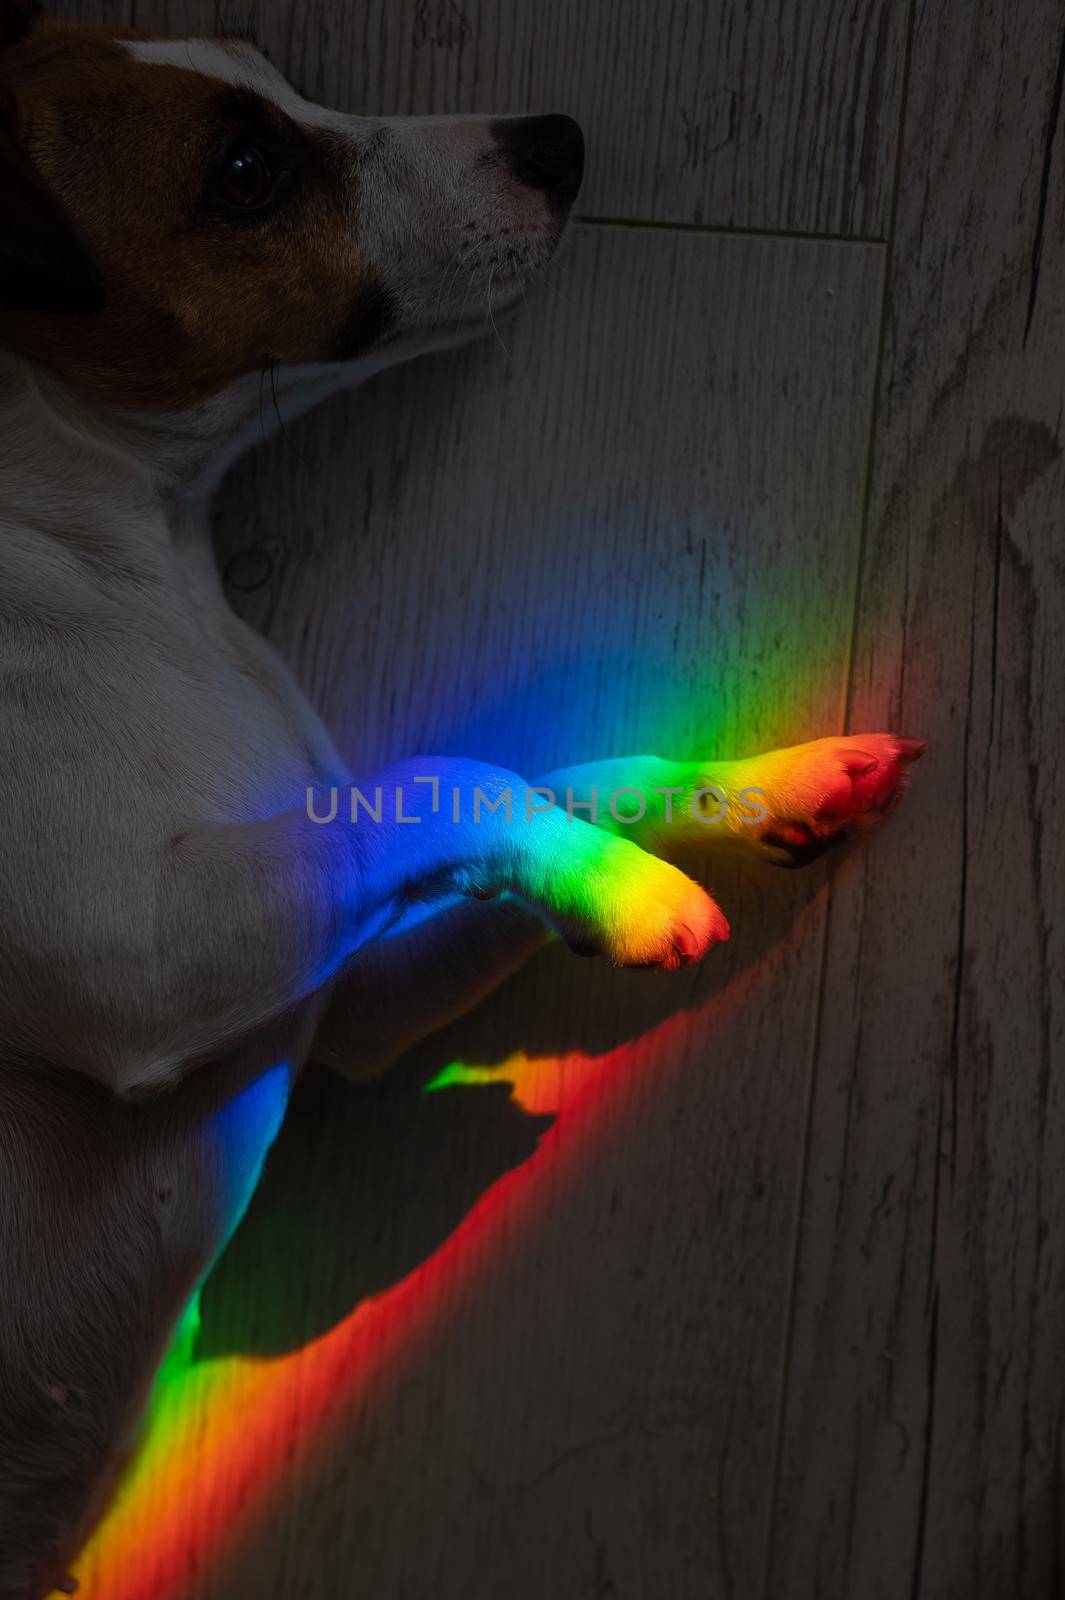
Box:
(58, 2), (1065, 1597)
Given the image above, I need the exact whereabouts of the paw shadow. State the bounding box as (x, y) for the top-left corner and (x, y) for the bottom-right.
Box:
(196, 1056), (552, 1360)
(198, 848), (839, 1361)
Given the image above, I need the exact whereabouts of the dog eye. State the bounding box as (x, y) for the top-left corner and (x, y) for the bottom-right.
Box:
(217, 145), (274, 210)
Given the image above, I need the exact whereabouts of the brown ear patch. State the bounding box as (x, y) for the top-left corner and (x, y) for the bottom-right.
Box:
(0, 24), (384, 411)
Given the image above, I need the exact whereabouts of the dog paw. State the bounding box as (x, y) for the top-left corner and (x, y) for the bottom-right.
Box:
(557, 836), (730, 969)
(740, 733), (926, 867)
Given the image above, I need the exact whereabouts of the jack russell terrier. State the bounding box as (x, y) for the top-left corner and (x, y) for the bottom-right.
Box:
(0, 3), (925, 1593)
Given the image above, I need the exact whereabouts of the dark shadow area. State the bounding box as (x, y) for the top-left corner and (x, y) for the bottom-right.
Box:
(197, 843), (838, 1361)
(197, 1057), (553, 1359)
(200, 296), (875, 1370)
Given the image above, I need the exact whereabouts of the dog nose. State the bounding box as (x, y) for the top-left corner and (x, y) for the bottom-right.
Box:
(497, 114), (585, 195)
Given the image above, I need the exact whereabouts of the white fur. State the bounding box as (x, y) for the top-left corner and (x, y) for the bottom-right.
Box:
(123, 37), (352, 129)
(0, 34), (920, 1594)
(0, 38), (595, 1591)
(121, 38), (563, 335)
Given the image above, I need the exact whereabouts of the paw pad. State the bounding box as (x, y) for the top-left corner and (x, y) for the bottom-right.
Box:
(756, 733), (925, 867)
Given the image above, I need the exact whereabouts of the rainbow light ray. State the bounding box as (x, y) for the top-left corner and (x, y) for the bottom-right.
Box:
(63, 925), (810, 1600)
(60, 602), (859, 1597)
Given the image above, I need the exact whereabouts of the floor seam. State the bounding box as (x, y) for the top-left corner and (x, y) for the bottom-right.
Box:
(575, 214), (886, 245)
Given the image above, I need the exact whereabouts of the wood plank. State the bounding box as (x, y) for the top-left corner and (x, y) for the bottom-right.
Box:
(768, 5), (1065, 1597)
(217, 224), (881, 772)
(35, 2), (900, 1593)
(64, 0), (909, 237)
(70, 226), (881, 1599)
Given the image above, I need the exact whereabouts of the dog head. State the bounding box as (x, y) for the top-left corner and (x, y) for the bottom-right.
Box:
(0, 2), (584, 412)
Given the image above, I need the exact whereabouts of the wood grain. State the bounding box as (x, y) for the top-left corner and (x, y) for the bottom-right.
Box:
(767, 5), (1065, 1598)
(77, 217), (883, 1598)
(201, 226), (882, 1598)
(45, 0), (1065, 1595)
(63, 0), (908, 237)
(216, 224), (880, 773)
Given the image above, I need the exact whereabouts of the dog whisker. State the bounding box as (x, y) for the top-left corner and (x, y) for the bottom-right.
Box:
(542, 256), (573, 309)
(485, 268), (514, 364)
(269, 361), (305, 462)
(431, 235), (486, 328)
(257, 362), (270, 444)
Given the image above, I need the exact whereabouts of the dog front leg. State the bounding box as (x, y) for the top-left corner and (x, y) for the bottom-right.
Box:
(307, 755), (725, 1082)
(541, 737), (927, 865)
(309, 736), (926, 1082)
(107, 759), (727, 1094)
(312, 894), (549, 1080)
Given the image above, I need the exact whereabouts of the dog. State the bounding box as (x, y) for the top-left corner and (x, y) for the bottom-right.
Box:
(0, 3), (925, 1592)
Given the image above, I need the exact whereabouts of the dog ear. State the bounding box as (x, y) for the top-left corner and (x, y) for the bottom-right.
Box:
(0, 1), (41, 52)
(0, 86), (105, 315)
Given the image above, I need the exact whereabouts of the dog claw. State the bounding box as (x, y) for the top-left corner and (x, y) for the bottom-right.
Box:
(895, 737), (928, 762)
(672, 922), (705, 965)
(743, 731), (927, 867)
